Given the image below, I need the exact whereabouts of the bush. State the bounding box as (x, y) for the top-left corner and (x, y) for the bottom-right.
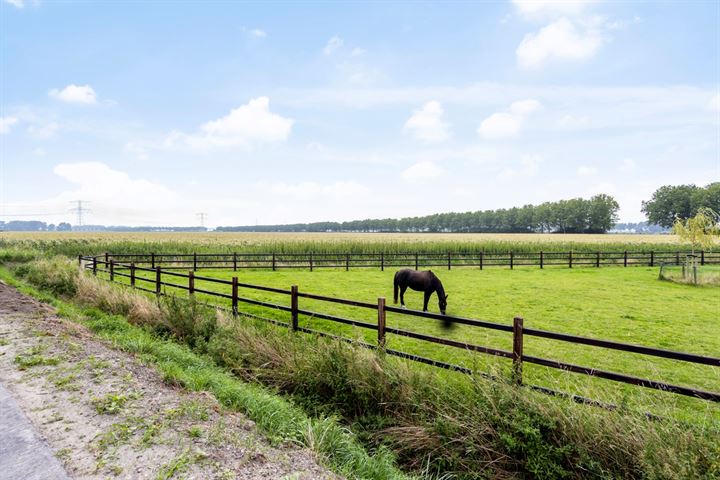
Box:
(14, 257), (78, 297)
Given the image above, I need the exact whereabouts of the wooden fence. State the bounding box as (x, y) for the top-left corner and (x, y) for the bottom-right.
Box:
(99, 250), (719, 272)
(79, 255), (720, 406)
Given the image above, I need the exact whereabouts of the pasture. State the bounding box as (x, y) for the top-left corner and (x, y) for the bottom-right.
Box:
(109, 263), (720, 421)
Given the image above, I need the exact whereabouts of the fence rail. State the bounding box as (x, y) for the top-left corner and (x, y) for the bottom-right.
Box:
(99, 250), (719, 272)
(80, 255), (720, 406)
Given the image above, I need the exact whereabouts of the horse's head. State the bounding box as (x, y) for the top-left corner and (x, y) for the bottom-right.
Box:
(439, 293), (448, 315)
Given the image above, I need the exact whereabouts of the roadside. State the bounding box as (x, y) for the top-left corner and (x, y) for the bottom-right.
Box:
(0, 280), (335, 480)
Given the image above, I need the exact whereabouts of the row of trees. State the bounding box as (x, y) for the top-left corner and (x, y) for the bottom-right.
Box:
(0, 221), (72, 232)
(642, 182), (719, 228)
(218, 194), (620, 234)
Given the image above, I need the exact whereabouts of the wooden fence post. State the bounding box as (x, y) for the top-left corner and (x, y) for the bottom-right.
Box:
(346, 253), (350, 271)
(93, 257), (97, 275)
(188, 271), (195, 295)
(309, 253), (313, 272)
(78, 255), (82, 266)
(155, 267), (161, 295)
(624, 251), (628, 267)
(539, 251), (544, 269)
(109, 260), (115, 282)
(479, 251), (484, 270)
(151, 252), (155, 269)
(130, 263), (136, 288)
(650, 251), (654, 267)
(377, 297), (386, 348)
(104, 252), (109, 265)
(272, 253), (276, 271)
(193, 252), (197, 271)
(448, 252), (451, 270)
(569, 251), (573, 269)
(701, 251), (705, 266)
(596, 251), (600, 268)
(512, 316), (524, 385)
(291, 285), (299, 331)
(676, 251), (680, 265)
(415, 252), (419, 270)
(233, 253), (237, 272)
(232, 276), (238, 316)
(510, 251), (514, 270)
(381, 252), (384, 271)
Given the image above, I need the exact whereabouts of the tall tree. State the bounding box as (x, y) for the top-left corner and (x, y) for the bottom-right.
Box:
(641, 184), (706, 228)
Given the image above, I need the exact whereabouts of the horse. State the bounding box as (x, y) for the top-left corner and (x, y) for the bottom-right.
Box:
(393, 268), (450, 327)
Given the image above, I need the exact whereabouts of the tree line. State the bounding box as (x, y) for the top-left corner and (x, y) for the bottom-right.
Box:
(641, 182), (719, 228)
(217, 194), (620, 233)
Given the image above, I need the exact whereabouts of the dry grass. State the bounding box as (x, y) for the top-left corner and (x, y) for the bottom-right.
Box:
(75, 272), (162, 325)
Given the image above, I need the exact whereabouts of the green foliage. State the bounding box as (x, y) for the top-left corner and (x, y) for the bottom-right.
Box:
(672, 207), (720, 254)
(14, 256), (78, 297)
(642, 182), (720, 228)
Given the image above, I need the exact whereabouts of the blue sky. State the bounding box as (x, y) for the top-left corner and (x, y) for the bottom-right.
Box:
(1, 0), (718, 227)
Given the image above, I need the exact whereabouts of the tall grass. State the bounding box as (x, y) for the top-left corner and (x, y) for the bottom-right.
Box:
(7, 255), (720, 479)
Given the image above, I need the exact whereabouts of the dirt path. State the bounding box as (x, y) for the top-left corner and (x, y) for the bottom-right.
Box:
(0, 281), (336, 480)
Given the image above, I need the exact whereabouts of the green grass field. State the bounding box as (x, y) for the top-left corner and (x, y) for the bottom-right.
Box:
(108, 264), (720, 421)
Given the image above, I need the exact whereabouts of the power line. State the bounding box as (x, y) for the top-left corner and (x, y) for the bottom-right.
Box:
(69, 200), (91, 226)
(196, 212), (208, 227)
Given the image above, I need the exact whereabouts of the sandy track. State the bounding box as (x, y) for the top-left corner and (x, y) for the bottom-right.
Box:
(0, 281), (336, 480)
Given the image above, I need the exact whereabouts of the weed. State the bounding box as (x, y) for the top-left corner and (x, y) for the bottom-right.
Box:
(92, 393), (131, 415)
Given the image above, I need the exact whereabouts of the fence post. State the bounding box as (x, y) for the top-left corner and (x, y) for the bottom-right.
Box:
(415, 252), (419, 270)
(232, 276), (238, 316)
(109, 260), (115, 282)
(512, 316), (524, 385)
(479, 251), (484, 270)
(510, 251), (514, 270)
(650, 251), (654, 267)
(155, 267), (161, 295)
(309, 253), (313, 272)
(448, 252), (451, 270)
(624, 250), (628, 267)
(130, 263), (136, 287)
(272, 253), (276, 271)
(93, 257), (97, 275)
(596, 251), (600, 268)
(676, 251), (680, 265)
(188, 271), (195, 295)
(381, 252), (384, 272)
(78, 255), (82, 266)
(104, 252), (109, 265)
(539, 251), (544, 269)
(291, 285), (298, 331)
(701, 251), (705, 266)
(151, 252), (155, 269)
(569, 251), (573, 269)
(377, 297), (386, 348)
(193, 252), (197, 271)
(346, 253), (350, 271)
(233, 253), (237, 272)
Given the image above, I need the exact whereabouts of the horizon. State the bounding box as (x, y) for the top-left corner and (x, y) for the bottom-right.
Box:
(1, 1), (718, 228)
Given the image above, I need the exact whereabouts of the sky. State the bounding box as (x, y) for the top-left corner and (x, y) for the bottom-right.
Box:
(1, 0), (718, 228)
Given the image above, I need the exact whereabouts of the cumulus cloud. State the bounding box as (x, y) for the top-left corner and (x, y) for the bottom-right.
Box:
(164, 97), (293, 149)
(3, 0), (25, 8)
(404, 101), (450, 142)
(511, 0), (598, 20)
(0, 116), (18, 134)
(323, 36), (344, 55)
(49, 84), (98, 104)
(498, 155), (543, 179)
(249, 28), (267, 38)
(516, 17), (605, 68)
(478, 99), (541, 139)
(401, 161), (444, 181)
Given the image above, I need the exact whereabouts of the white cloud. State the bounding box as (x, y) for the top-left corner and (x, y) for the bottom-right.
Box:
(577, 165), (598, 176)
(709, 94), (720, 112)
(516, 17), (605, 68)
(3, 0), (24, 7)
(401, 161), (444, 181)
(323, 36), (344, 55)
(511, 0), (598, 20)
(164, 97), (293, 149)
(27, 122), (59, 139)
(499, 155), (543, 179)
(478, 98), (541, 139)
(0, 116), (18, 134)
(619, 158), (636, 171)
(249, 28), (267, 38)
(404, 101), (450, 142)
(350, 48), (366, 56)
(557, 113), (590, 128)
(49, 84), (98, 104)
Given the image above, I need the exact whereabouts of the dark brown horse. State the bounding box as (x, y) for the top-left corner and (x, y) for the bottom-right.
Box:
(393, 268), (449, 321)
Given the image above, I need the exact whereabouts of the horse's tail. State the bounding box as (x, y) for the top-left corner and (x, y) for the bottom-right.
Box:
(393, 272), (399, 304)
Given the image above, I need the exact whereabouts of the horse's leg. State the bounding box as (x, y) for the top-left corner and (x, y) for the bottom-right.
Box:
(400, 286), (407, 308)
(423, 291), (431, 311)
